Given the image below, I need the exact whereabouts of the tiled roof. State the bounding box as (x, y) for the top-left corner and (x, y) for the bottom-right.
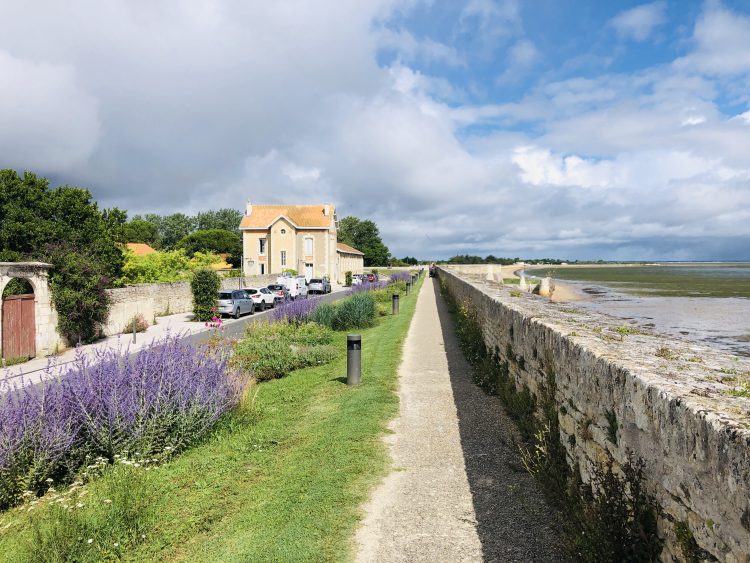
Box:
(240, 204), (335, 229)
(125, 243), (157, 256)
(336, 242), (364, 255)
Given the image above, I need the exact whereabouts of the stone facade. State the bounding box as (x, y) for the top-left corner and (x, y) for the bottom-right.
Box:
(240, 203), (339, 280)
(439, 267), (750, 562)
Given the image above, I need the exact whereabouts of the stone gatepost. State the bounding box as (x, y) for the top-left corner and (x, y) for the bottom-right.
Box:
(0, 262), (60, 358)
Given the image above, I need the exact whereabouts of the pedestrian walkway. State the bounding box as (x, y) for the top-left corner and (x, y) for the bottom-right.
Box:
(355, 278), (565, 563)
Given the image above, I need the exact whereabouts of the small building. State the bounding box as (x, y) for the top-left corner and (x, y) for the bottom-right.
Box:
(239, 202), (364, 283)
(336, 242), (365, 281)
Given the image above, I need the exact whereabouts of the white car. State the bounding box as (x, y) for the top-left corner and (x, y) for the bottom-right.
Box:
(277, 276), (309, 300)
(243, 287), (276, 311)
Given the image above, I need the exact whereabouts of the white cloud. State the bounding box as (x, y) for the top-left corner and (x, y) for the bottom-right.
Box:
(1, 0), (750, 260)
(676, 1), (750, 75)
(377, 28), (464, 67)
(609, 1), (667, 41)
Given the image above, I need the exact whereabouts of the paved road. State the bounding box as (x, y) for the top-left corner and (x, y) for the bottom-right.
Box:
(356, 278), (565, 562)
(1, 288), (350, 387)
(182, 289), (349, 345)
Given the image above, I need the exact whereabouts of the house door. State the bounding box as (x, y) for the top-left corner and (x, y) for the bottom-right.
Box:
(305, 263), (313, 281)
(2, 294), (36, 360)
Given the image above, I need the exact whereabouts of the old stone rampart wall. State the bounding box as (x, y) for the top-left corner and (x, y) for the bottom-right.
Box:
(439, 267), (750, 562)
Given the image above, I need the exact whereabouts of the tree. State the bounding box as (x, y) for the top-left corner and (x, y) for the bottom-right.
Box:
(0, 169), (123, 343)
(196, 208), (243, 234)
(118, 219), (159, 246)
(337, 216), (390, 267)
(175, 229), (242, 267)
(157, 213), (197, 248)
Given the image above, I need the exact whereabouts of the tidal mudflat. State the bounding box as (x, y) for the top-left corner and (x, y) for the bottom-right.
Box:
(526, 263), (750, 356)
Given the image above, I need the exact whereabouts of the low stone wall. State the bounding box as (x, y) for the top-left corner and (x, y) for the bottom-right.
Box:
(439, 267), (750, 562)
(103, 275), (275, 335)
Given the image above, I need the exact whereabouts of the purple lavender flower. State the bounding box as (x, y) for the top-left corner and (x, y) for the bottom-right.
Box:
(271, 297), (319, 324)
(388, 271), (411, 283)
(0, 335), (242, 510)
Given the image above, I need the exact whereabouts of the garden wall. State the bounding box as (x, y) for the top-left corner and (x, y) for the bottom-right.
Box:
(103, 275), (275, 335)
(439, 267), (750, 562)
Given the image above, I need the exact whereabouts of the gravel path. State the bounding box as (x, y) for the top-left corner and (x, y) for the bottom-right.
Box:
(355, 278), (566, 563)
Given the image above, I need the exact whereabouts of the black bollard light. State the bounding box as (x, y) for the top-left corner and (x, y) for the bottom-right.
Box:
(347, 334), (362, 385)
(406, 281), (410, 295)
(392, 293), (399, 315)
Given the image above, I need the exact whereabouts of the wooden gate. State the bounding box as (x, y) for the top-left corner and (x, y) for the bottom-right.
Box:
(2, 294), (36, 360)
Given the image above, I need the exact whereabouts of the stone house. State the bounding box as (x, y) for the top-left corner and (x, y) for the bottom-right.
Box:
(239, 202), (364, 283)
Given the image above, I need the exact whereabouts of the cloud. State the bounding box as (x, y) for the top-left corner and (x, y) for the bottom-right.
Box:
(0, 0), (749, 261)
(0, 50), (99, 172)
(675, 0), (750, 75)
(609, 1), (667, 41)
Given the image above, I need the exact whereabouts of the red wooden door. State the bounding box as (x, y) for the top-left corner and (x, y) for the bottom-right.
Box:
(2, 294), (36, 360)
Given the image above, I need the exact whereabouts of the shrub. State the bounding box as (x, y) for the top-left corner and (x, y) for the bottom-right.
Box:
(345, 271), (352, 287)
(46, 245), (112, 345)
(123, 313), (149, 334)
(191, 268), (220, 322)
(310, 303), (338, 328)
(232, 322), (337, 381)
(334, 293), (376, 330)
(271, 298), (319, 324)
(0, 336), (241, 510)
(315, 293), (376, 331)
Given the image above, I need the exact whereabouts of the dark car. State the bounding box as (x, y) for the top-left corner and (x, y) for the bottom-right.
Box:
(267, 284), (290, 303)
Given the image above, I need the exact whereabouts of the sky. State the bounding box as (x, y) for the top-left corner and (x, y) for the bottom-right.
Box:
(1, 0), (750, 261)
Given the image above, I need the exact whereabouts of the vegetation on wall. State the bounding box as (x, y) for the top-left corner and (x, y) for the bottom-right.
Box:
(440, 277), (662, 562)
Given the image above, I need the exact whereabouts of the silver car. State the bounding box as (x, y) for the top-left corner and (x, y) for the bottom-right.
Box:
(217, 290), (254, 319)
(308, 277), (331, 294)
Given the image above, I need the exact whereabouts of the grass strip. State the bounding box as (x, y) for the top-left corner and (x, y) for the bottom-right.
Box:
(0, 277), (423, 562)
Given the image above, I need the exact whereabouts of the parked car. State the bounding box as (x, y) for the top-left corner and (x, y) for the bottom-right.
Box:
(244, 287), (276, 311)
(351, 274), (363, 286)
(308, 277), (331, 294)
(277, 275), (309, 300)
(217, 290), (254, 319)
(267, 283), (290, 303)
(366, 273), (378, 283)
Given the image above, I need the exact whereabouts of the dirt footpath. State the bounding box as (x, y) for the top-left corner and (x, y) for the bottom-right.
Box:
(355, 278), (565, 563)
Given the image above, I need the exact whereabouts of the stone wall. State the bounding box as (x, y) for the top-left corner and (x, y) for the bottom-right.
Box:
(438, 267), (750, 562)
(103, 275), (275, 335)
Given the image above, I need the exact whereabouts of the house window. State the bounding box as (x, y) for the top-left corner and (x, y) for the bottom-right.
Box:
(259, 238), (266, 255)
(304, 237), (313, 256)
(280, 228), (286, 235)
(281, 251), (287, 266)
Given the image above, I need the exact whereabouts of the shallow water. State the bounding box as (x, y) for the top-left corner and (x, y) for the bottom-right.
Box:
(528, 263), (750, 298)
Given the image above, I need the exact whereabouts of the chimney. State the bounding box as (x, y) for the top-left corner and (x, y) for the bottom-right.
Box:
(246, 201), (252, 215)
(324, 204), (330, 216)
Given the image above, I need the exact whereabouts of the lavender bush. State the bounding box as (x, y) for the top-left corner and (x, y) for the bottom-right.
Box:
(347, 280), (388, 295)
(271, 297), (319, 324)
(0, 336), (242, 510)
(388, 271), (412, 283)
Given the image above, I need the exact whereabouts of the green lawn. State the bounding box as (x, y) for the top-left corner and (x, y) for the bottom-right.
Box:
(0, 278), (422, 563)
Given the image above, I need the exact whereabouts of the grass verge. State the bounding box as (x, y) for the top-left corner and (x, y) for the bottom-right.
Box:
(0, 277), (423, 562)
